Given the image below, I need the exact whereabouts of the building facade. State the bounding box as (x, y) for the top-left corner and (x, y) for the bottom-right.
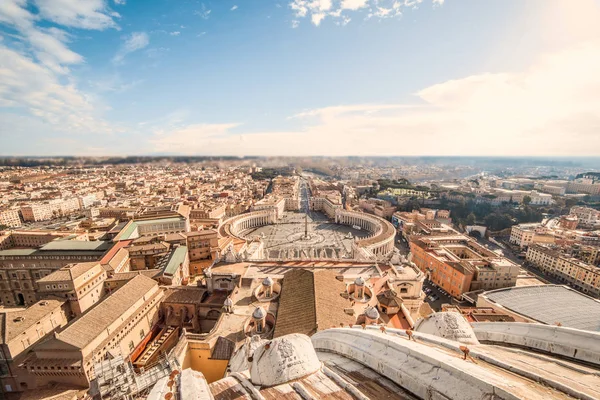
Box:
(526, 244), (600, 297)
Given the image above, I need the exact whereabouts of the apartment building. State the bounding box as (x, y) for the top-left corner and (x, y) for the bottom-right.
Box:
(409, 234), (519, 297)
(570, 206), (600, 228)
(567, 179), (600, 195)
(78, 194), (97, 209)
(0, 209), (21, 228)
(526, 244), (600, 297)
(20, 204), (56, 222)
(509, 223), (555, 249)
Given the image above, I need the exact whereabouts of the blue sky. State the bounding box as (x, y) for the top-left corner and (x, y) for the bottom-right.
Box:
(1, 0), (600, 156)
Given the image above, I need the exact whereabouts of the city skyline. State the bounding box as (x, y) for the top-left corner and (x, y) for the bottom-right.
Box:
(1, 0), (600, 156)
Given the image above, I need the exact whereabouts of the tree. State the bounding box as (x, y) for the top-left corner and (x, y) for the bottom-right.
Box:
(565, 198), (578, 208)
(466, 213), (476, 225)
(523, 195), (532, 205)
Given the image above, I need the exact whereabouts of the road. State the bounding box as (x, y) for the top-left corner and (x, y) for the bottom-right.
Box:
(422, 279), (453, 311)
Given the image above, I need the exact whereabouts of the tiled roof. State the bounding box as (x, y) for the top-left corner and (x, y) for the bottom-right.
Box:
(1, 299), (66, 344)
(163, 287), (207, 304)
(37, 262), (100, 283)
(210, 336), (235, 360)
(273, 269), (354, 338)
(105, 269), (161, 282)
(55, 275), (158, 349)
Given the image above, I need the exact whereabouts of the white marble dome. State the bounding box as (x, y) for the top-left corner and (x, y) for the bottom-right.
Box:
(252, 306), (267, 319)
(413, 311), (480, 345)
(250, 333), (321, 387)
(354, 276), (366, 286)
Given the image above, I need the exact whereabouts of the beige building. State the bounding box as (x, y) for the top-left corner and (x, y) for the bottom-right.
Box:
(570, 206), (600, 228)
(186, 230), (219, 262)
(20, 204), (59, 222)
(0, 241), (112, 307)
(36, 262), (107, 316)
(0, 209), (21, 228)
(526, 244), (600, 297)
(21, 275), (163, 388)
(509, 223), (555, 249)
(567, 179), (600, 195)
(0, 300), (70, 394)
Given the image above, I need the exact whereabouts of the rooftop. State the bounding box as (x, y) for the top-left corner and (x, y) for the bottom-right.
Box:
(53, 275), (158, 349)
(273, 269), (355, 338)
(0, 299), (66, 344)
(481, 285), (600, 331)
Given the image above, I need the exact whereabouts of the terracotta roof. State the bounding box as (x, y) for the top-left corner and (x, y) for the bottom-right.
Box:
(105, 269), (161, 282)
(1, 299), (66, 344)
(273, 269), (355, 338)
(37, 262), (100, 283)
(163, 287), (207, 304)
(55, 275), (158, 349)
(99, 239), (132, 264)
(210, 336), (235, 360)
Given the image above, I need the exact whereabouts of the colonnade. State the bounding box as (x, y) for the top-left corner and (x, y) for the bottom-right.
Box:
(336, 210), (395, 258)
(219, 210), (278, 240)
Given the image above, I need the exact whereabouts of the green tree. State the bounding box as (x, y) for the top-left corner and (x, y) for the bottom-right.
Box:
(523, 195), (532, 205)
(565, 198), (578, 208)
(466, 213), (476, 225)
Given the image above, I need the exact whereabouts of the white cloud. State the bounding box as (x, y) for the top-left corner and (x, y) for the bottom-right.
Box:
(150, 39), (600, 156)
(0, 0), (116, 137)
(311, 12), (325, 26)
(291, 20), (300, 28)
(231, 5), (238, 11)
(114, 0), (126, 4)
(34, 0), (120, 30)
(170, 31), (181, 36)
(340, 0), (368, 11)
(290, 0), (434, 26)
(112, 32), (149, 64)
(195, 4), (211, 19)
(0, 45), (111, 133)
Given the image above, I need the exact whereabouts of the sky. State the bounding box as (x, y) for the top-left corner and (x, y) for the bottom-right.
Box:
(1, 0), (600, 157)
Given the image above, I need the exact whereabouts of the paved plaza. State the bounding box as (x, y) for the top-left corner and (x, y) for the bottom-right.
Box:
(240, 210), (369, 259)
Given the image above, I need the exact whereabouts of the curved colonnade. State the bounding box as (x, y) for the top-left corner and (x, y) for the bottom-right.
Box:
(218, 210), (278, 241)
(335, 210), (395, 257)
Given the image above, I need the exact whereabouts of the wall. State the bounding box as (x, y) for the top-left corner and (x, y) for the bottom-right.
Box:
(182, 342), (228, 383)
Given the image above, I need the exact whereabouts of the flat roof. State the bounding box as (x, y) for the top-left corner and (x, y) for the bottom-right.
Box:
(40, 241), (112, 252)
(482, 285), (600, 332)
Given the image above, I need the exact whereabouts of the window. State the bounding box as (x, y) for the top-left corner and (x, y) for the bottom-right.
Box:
(129, 341), (135, 351)
(140, 329), (145, 339)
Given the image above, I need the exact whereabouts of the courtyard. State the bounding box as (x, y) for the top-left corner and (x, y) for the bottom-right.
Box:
(239, 210), (369, 259)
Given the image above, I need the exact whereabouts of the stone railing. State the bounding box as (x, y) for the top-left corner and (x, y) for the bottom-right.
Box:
(472, 322), (600, 367)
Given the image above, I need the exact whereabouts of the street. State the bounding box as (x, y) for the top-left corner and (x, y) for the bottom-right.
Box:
(422, 279), (453, 311)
